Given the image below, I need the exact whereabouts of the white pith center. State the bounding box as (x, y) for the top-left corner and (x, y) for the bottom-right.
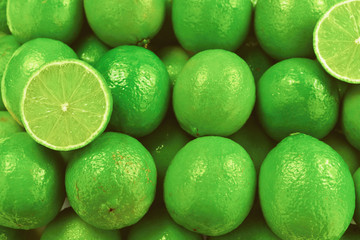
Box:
(61, 102), (69, 112)
(355, 37), (360, 45)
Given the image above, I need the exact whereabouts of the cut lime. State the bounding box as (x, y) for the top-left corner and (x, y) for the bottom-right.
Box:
(314, 0), (360, 83)
(20, 59), (113, 151)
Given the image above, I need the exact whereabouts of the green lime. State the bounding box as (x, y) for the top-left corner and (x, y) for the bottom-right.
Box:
(0, 0), (9, 33)
(41, 208), (121, 240)
(0, 132), (65, 229)
(257, 58), (339, 141)
(0, 111), (23, 138)
(0, 34), (20, 110)
(173, 49), (255, 137)
(259, 133), (355, 240)
(337, 80), (349, 99)
(96, 45), (170, 137)
(164, 136), (256, 236)
(172, 0), (252, 52)
(20, 59), (112, 151)
(158, 46), (189, 86)
(65, 132), (157, 230)
(84, 0), (165, 47)
(7, 0), (83, 44)
(255, 0), (343, 60)
(314, 0), (360, 83)
(354, 168), (360, 224)
(1, 38), (77, 125)
(75, 35), (109, 67)
(342, 85), (360, 151)
(341, 225), (360, 240)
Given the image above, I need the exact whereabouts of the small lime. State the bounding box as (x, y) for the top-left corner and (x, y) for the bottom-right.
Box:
(75, 35), (109, 67)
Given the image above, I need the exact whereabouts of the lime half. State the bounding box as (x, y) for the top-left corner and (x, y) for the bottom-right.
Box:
(314, 0), (360, 83)
(20, 59), (113, 151)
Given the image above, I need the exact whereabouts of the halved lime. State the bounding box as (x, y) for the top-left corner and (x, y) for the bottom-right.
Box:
(314, 0), (360, 83)
(20, 59), (113, 151)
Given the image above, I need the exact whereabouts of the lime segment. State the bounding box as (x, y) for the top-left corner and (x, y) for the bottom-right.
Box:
(21, 60), (112, 151)
(314, 0), (360, 83)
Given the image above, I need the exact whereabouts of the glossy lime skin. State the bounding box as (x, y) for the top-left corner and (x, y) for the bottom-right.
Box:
(65, 132), (157, 230)
(96, 45), (170, 137)
(341, 225), (360, 240)
(1, 38), (77, 124)
(0, 0), (9, 33)
(259, 133), (355, 240)
(75, 35), (109, 67)
(0, 34), (19, 110)
(0, 111), (23, 138)
(0, 132), (65, 229)
(41, 208), (121, 240)
(7, 0), (83, 44)
(164, 136), (256, 236)
(342, 85), (360, 151)
(173, 49), (255, 137)
(257, 58), (339, 141)
(84, 0), (165, 47)
(353, 168), (360, 224)
(172, 0), (252, 53)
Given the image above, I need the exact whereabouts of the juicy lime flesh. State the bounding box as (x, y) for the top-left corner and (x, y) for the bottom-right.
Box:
(315, 0), (360, 82)
(21, 61), (111, 150)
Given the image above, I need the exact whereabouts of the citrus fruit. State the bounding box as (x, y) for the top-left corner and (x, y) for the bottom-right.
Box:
(75, 35), (109, 67)
(84, 0), (165, 47)
(255, 0), (343, 60)
(0, 0), (9, 33)
(96, 45), (170, 137)
(41, 208), (121, 240)
(20, 59), (112, 151)
(0, 111), (23, 138)
(314, 0), (360, 83)
(342, 85), (360, 151)
(173, 49), (255, 137)
(164, 136), (256, 236)
(7, 0), (83, 44)
(259, 133), (355, 240)
(337, 80), (349, 99)
(257, 58), (339, 141)
(65, 132), (157, 230)
(0, 34), (20, 110)
(353, 168), (360, 224)
(1, 38), (77, 124)
(341, 225), (360, 240)
(0, 132), (65, 229)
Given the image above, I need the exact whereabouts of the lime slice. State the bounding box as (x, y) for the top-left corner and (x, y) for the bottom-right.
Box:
(314, 0), (360, 83)
(20, 59), (113, 151)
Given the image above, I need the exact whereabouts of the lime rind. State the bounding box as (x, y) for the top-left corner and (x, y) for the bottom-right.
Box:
(20, 59), (113, 151)
(314, 0), (360, 83)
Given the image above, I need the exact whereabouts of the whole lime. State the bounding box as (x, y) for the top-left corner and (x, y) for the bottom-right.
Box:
(96, 45), (170, 137)
(164, 136), (256, 236)
(259, 133), (355, 240)
(75, 35), (109, 67)
(173, 49), (255, 137)
(65, 132), (157, 230)
(0, 111), (23, 138)
(0, 132), (65, 229)
(257, 58), (339, 141)
(0, 0), (9, 33)
(342, 85), (360, 151)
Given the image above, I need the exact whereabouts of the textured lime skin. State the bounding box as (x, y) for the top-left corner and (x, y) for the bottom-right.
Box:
(257, 58), (339, 141)
(342, 85), (360, 151)
(1, 38), (77, 124)
(353, 168), (360, 224)
(341, 225), (360, 240)
(75, 35), (109, 67)
(96, 45), (170, 137)
(0, 111), (23, 138)
(172, 0), (252, 52)
(259, 133), (355, 240)
(41, 208), (121, 240)
(65, 132), (157, 230)
(7, 0), (83, 44)
(0, 34), (19, 110)
(255, 0), (343, 60)
(164, 136), (256, 236)
(173, 49), (255, 137)
(0, 0), (9, 33)
(0, 132), (65, 229)
(84, 0), (165, 47)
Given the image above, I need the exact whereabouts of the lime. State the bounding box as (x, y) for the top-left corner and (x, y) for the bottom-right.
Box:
(20, 59), (112, 151)
(41, 208), (121, 240)
(337, 80), (349, 99)
(354, 168), (360, 224)
(314, 0), (360, 83)
(164, 136), (256, 236)
(342, 85), (360, 151)
(7, 0), (83, 44)
(0, 111), (23, 138)
(341, 225), (360, 240)
(259, 133), (355, 240)
(1, 38), (77, 124)
(75, 35), (109, 67)
(0, 132), (65, 229)
(0, 0), (9, 33)
(96, 45), (170, 137)
(257, 58), (339, 141)
(65, 132), (157, 230)
(173, 49), (255, 137)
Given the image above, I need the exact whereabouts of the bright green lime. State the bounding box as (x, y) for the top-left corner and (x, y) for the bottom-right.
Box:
(0, 132), (65, 229)
(314, 0), (360, 83)
(20, 59), (112, 151)
(75, 35), (109, 67)
(0, 0), (9, 33)
(341, 225), (360, 240)
(259, 133), (355, 240)
(0, 111), (23, 138)
(342, 85), (360, 151)
(164, 136), (256, 236)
